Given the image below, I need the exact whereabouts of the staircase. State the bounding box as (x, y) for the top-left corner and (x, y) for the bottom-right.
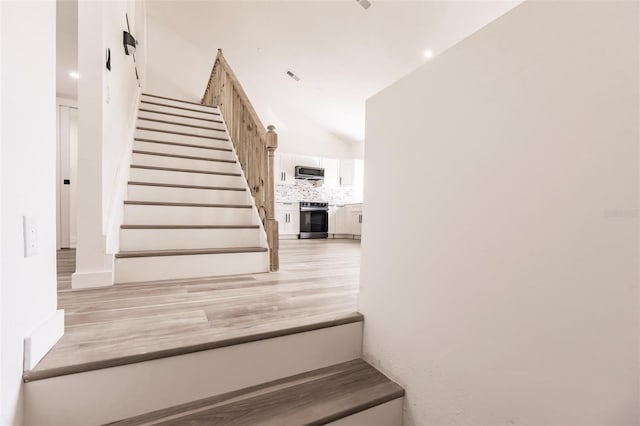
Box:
(114, 93), (270, 284)
(24, 52), (404, 425)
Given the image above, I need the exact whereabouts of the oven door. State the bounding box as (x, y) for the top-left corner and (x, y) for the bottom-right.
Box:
(299, 209), (328, 239)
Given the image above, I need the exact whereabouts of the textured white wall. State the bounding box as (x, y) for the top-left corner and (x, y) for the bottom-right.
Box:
(0, 2), (58, 423)
(360, 1), (639, 425)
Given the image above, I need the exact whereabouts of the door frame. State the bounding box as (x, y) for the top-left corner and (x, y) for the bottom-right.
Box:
(56, 97), (78, 249)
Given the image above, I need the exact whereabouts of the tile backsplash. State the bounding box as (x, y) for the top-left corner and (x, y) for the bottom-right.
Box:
(276, 180), (360, 204)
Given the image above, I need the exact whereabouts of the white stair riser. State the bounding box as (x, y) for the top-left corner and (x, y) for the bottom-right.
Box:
(25, 322), (363, 426)
(140, 96), (220, 114)
(123, 205), (255, 226)
(132, 153), (240, 174)
(138, 110), (224, 129)
(129, 167), (245, 188)
(133, 140), (236, 161)
(119, 228), (262, 251)
(127, 185), (250, 204)
(135, 129), (230, 150)
(114, 251), (269, 283)
(137, 118), (227, 137)
(328, 399), (403, 426)
(139, 101), (221, 121)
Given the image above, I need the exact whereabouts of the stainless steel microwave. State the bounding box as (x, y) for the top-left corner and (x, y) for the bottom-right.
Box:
(295, 166), (324, 180)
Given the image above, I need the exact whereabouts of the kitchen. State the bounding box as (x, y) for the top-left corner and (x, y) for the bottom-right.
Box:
(274, 153), (364, 241)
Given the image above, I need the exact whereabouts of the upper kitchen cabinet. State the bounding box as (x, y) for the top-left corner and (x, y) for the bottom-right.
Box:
(274, 153), (296, 184)
(339, 159), (364, 189)
(322, 158), (340, 188)
(339, 160), (355, 186)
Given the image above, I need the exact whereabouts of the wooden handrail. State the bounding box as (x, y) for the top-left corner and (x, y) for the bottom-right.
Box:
(202, 49), (279, 271)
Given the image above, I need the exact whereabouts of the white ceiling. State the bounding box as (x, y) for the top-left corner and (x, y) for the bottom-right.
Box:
(56, 1), (521, 149)
(56, 0), (78, 99)
(145, 0), (520, 145)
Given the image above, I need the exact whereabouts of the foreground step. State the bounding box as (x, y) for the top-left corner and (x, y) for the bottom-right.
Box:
(108, 359), (404, 426)
(114, 247), (270, 283)
(24, 313), (364, 425)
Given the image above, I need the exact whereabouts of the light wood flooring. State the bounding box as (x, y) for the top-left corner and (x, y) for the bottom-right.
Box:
(27, 239), (361, 381)
(108, 359), (403, 426)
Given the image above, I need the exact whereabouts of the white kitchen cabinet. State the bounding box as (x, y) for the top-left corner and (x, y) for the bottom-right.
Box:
(276, 202), (299, 237)
(332, 205), (350, 236)
(339, 160), (355, 187)
(322, 158), (340, 188)
(274, 153), (296, 184)
(350, 205), (363, 237)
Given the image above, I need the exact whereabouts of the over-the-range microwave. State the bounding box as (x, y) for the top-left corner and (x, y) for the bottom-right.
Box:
(295, 165), (324, 181)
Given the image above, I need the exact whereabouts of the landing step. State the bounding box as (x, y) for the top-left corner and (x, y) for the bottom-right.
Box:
(128, 181), (245, 191)
(138, 108), (224, 124)
(132, 150), (237, 163)
(140, 100), (220, 116)
(136, 126), (229, 141)
(130, 164), (241, 177)
(123, 200), (252, 208)
(134, 137), (233, 152)
(138, 117), (226, 132)
(115, 247), (268, 259)
(107, 359), (404, 426)
(142, 93), (218, 109)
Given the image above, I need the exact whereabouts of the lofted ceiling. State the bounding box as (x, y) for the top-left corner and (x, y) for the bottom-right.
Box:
(145, 0), (520, 148)
(56, 1), (521, 153)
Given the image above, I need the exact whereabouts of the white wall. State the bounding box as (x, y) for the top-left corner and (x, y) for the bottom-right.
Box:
(360, 2), (639, 425)
(0, 2), (59, 423)
(73, 0), (145, 288)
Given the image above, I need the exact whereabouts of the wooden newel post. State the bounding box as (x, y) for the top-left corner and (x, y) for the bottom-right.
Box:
(265, 125), (279, 271)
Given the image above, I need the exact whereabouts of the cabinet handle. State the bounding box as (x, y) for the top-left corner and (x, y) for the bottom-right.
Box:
(286, 213), (289, 223)
(339, 176), (342, 185)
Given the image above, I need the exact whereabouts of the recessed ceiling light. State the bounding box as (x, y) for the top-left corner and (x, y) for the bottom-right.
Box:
(69, 71), (80, 79)
(423, 50), (433, 59)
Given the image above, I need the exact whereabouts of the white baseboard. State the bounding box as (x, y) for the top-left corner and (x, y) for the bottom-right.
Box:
(24, 310), (65, 371)
(71, 270), (113, 289)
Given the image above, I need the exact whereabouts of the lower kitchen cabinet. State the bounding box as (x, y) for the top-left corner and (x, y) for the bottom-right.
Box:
(329, 204), (362, 238)
(276, 202), (299, 238)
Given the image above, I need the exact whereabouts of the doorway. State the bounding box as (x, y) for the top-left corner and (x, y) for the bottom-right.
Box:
(57, 101), (78, 249)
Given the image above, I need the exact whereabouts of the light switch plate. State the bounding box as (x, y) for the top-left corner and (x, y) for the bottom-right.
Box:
(23, 216), (38, 257)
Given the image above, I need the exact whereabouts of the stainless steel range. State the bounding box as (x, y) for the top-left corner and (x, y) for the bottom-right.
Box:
(299, 202), (329, 239)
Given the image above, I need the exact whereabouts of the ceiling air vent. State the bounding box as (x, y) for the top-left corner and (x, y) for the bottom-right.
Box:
(356, 0), (372, 10)
(286, 70), (301, 82)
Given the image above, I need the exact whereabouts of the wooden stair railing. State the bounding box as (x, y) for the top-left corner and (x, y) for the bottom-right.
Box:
(201, 49), (279, 271)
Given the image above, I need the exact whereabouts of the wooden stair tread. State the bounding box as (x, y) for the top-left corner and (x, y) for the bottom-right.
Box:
(128, 181), (246, 191)
(140, 100), (221, 116)
(124, 201), (252, 208)
(24, 312), (364, 382)
(115, 247), (268, 259)
(138, 108), (224, 124)
(142, 93), (218, 109)
(134, 137), (233, 152)
(130, 165), (241, 177)
(132, 149), (237, 163)
(137, 127), (229, 142)
(107, 359), (403, 426)
(121, 225), (259, 229)
(138, 117), (226, 132)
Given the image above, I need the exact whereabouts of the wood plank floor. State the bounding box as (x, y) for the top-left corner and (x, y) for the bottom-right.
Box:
(108, 359), (403, 426)
(27, 239), (361, 381)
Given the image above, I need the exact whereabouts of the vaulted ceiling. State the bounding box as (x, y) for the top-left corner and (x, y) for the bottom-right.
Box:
(56, 0), (520, 156)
